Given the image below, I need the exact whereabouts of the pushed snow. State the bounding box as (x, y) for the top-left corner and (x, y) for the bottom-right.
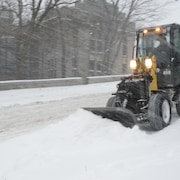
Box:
(0, 80), (180, 180)
(0, 97), (180, 179)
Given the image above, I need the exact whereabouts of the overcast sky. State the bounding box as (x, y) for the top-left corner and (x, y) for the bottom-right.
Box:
(150, 0), (180, 26)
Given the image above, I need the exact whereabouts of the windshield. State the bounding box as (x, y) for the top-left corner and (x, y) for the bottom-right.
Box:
(137, 31), (170, 57)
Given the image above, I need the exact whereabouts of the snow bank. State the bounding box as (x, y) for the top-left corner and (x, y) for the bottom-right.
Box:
(0, 81), (118, 107)
(0, 109), (180, 180)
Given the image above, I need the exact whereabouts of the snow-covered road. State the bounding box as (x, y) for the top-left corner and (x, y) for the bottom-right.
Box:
(0, 93), (110, 141)
(0, 82), (117, 141)
(0, 82), (180, 180)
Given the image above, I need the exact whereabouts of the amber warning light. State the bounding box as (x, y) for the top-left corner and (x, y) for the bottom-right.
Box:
(155, 27), (161, 33)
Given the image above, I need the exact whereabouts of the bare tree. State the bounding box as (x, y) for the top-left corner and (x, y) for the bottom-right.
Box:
(1, 0), (79, 79)
(100, 0), (173, 74)
(0, 0), (174, 79)
(0, 3), (15, 80)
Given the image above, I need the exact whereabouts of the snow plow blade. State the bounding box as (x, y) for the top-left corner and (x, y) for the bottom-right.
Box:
(83, 107), (136, 128)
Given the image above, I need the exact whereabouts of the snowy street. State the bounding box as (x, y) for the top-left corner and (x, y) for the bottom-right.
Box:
(0, 82), (117, 141)
(0, 92), (110, 141)
(0, 82), (180, 180)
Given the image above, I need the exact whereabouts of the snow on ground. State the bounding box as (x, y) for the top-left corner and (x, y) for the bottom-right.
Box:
(0, 82), (180, 180)
(0, 1), (180, 179)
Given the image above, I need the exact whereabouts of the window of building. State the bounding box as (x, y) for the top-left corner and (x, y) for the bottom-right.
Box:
(96, 30), (102, 39)
(48, 59), (56, 78)
(122, 63), (127, 74)
(89, 39), (103, 52)
(96, 41), (102, 52)
(89, 39), (95, 51)
(97, 61), (102, 71)
(89, 60), (95, 70)
(72, 68), (77, 77)
(122, 43), (127, 56)
(89, 28), (103, 53)
(71, 56), (78, 76)
(88, 71), (94, 76)
(122, 36), (127, 56)
(72, 56), (77, 68)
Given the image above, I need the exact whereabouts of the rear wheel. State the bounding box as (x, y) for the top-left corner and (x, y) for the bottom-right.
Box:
(176, 102), (180, 116)
(148, 93), (171, 131)
(106, 96), (116, 107)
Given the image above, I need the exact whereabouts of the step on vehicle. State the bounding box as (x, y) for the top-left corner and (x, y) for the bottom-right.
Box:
(84, 23), (180, 131)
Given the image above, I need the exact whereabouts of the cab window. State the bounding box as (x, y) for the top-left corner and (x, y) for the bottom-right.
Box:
(173, 28), (180, 60)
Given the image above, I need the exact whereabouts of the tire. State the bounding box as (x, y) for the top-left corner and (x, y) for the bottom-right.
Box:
(176, 102), (180, 116)
(106, 96), (116, 107)
(148, 93), (171, 131)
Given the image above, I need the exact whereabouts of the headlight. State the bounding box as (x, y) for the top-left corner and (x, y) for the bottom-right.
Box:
(145, 58), (152, 69)
(130, 59), (137, 70)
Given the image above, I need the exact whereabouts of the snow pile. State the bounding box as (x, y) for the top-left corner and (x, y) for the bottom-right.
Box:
(0, 108), (180, 180)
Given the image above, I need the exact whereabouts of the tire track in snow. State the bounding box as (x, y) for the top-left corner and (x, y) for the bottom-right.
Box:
(0, 93), (110, 141)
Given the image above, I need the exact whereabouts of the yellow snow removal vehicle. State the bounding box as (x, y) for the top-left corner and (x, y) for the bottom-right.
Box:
(84, 23), (180, 131)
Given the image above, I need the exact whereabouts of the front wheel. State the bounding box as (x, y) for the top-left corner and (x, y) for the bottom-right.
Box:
(148, 93), (171, 131)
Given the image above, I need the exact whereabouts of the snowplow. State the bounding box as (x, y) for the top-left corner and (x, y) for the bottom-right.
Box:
(84, 23), (180, 131)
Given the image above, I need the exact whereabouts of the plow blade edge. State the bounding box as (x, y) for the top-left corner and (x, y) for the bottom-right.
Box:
(83, 107), (136, 128)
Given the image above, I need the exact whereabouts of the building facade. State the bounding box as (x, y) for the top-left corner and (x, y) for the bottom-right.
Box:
(0, 0), (135, 80)
(40, 0), (135, 79)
